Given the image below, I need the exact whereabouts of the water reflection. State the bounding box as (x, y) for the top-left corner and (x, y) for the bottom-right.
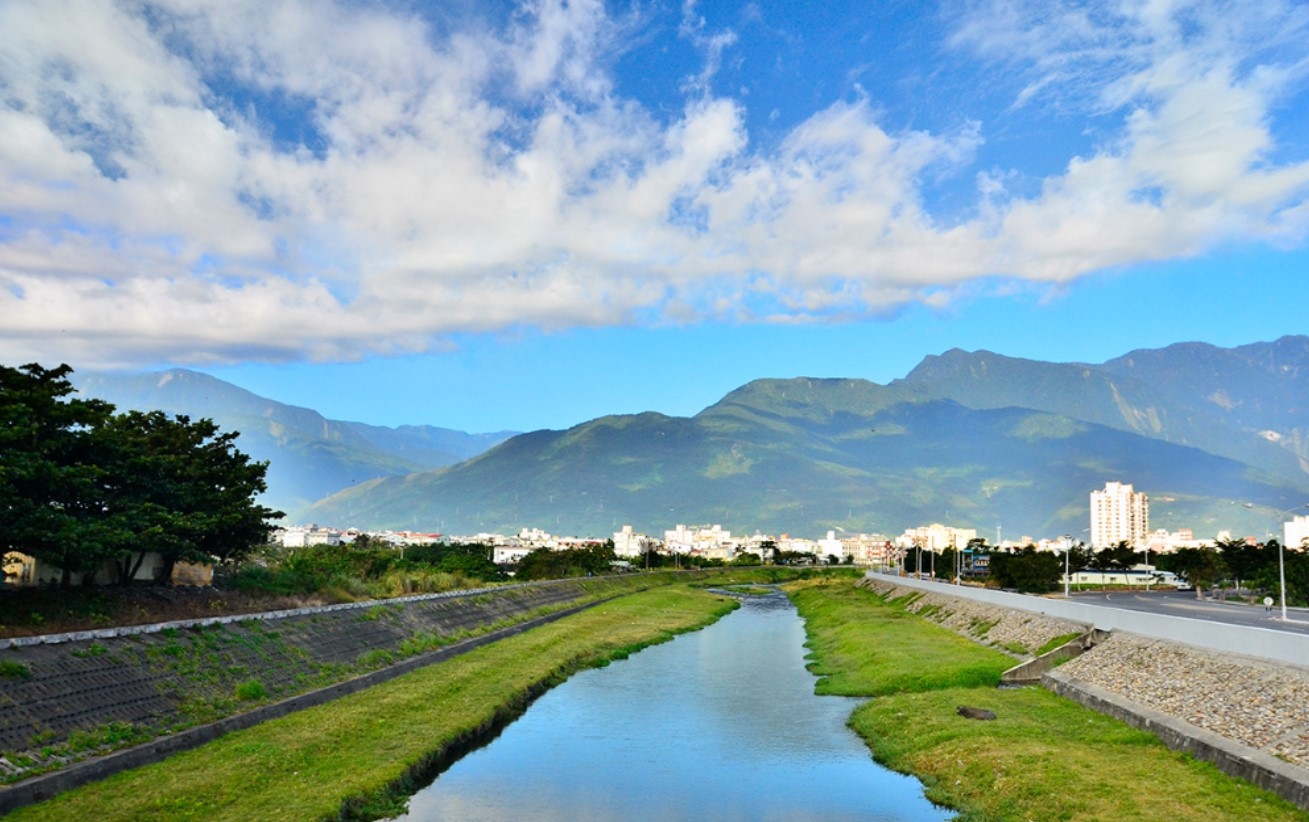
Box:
(392, 590), (950, 821)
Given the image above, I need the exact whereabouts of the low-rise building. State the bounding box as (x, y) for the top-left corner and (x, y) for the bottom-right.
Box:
(816, 531), (844, 562)
(1143, 528), (1213, 554)
(613, 525), (658, 558)
(492, 546), (533, 565)
(1, 551), (212, 587)
(275, 525), (342, 548)
(895, 524), (977, 552)
(664, 524), (734, 557)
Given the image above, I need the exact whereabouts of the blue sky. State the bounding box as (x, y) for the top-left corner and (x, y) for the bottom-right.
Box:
(2, 0), (1308, 432)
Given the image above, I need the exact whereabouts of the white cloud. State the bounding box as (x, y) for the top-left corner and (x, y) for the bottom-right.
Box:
(0, 0), (1306, 367)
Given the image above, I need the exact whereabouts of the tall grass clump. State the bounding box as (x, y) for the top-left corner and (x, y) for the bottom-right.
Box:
(219, 540), (504, 602)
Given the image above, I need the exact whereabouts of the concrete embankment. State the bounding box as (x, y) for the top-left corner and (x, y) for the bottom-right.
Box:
(0, 576), (652, 791)
(857, 577), (1087, 655)
(861, 576), (1309, 810)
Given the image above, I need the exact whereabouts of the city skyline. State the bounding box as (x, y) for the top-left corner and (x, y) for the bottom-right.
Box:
(2, 2), (1308, 432)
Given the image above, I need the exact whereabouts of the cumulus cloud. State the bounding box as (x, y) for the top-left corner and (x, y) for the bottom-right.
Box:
(0, 0), (1306, 367)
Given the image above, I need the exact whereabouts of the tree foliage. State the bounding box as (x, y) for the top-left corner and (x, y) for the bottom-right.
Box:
(514, 544), (617, 580)
(1092, 541), (1137, 576)
(988, 546), (1061, 593)
(0, 363), (280, 586)
(1167, 546), (1228, 598)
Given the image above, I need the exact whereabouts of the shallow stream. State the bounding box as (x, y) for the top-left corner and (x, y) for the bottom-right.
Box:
(391, 590), (949, 821)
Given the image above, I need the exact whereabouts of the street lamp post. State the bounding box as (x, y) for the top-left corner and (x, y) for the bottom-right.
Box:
(1278, 536), (1288, 621)
(1142, 541), (1150, 592)
(1063, 543), (1070, 598)
(1275, 504), (1309, 620)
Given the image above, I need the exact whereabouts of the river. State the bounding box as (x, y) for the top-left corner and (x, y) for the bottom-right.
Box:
(391, 589), (950, 821)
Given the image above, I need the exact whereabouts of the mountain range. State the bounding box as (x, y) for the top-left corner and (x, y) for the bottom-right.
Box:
(71, 337), (1309, 541)
(302, 336), (1309, 540)
(72, 369), (516, 515)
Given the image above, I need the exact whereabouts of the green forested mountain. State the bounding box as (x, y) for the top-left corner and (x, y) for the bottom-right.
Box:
(305, 346), (1309, 538)
(75, 337), (1309, 538)
(897, 336), (1309, 485)
(73, 369), (514, 515)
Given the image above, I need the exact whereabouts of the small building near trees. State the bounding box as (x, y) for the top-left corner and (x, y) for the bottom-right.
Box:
(3, 550), (213, 588)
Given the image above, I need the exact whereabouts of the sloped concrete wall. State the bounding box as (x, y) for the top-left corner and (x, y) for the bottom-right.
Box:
(866, 572), (1309, 666)
(0, 578), (627, 764)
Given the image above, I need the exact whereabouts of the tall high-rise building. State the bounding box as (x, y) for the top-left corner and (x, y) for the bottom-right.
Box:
(1090, 481), (1149, 548)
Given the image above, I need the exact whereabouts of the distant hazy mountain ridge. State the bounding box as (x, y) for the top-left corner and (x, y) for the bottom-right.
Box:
(73, 369), (516, 516)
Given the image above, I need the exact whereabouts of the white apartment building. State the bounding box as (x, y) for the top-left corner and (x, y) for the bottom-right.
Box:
(1143, 528), (1212, 554)
(895, 524), (978, 552)
(816, 531), (844, 562)
(663, 524), (733, 557)
(276, 525), (342, 548)
(612, 525), (658, 558)
(1286, 516), (1309, 550)
(1090, 481), (1149, 549)
(492, 545), (533, 564)
(838, 535), (895, 566)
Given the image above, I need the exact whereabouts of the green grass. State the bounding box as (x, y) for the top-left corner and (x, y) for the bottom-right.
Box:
(720, 585), (775, 596)
(70, 642), (109, 659)
(853, 686), (1307, 821)
(1035, 631), (1083, 656)
(8, 584), (737, 822)
(233, 679), (267, 701)
(790, 582), (1010, 695)
(789, 578), (1309, 822)
(0, 658), (33, 680)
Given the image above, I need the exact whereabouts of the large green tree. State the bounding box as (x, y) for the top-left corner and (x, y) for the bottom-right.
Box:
(1, 363), (279, 586)
(1170, 546), (1228, 599)
(0, 363), (117, 584)
(989, 546), (1061, 593)
(98, 411), (280, 583)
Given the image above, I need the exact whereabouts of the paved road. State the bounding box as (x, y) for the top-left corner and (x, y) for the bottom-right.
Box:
(1069, 589), (1309, 636)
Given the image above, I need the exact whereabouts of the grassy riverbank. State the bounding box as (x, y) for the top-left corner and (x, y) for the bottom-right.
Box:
(789, 580), (1309, 822)
(7, 584), (737, 821)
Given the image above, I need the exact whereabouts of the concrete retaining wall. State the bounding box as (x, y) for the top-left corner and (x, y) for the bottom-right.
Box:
(0, 577), (648, 774)
(0, 599), (604, 815)
(0, 580), (545, 650)
(867, 572), (1309, 667)
(1000, 630), (1104, 684)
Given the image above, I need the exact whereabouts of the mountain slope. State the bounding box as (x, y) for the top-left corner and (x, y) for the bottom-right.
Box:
(305, 375), (1306, 537)
(896, 341), (1308, 482)
(73, 369), (515, 516)
(1100, 336), (1309, 466)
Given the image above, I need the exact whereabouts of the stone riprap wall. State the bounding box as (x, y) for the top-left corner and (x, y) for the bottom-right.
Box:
(857, 578), (1086, 655)
(1057, 633), (1309, 769)
(0, 577), (639, 782)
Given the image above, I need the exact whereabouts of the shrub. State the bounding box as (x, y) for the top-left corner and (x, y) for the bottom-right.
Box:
(234, 679), (267, 701)
(0, 659), (32, 680)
